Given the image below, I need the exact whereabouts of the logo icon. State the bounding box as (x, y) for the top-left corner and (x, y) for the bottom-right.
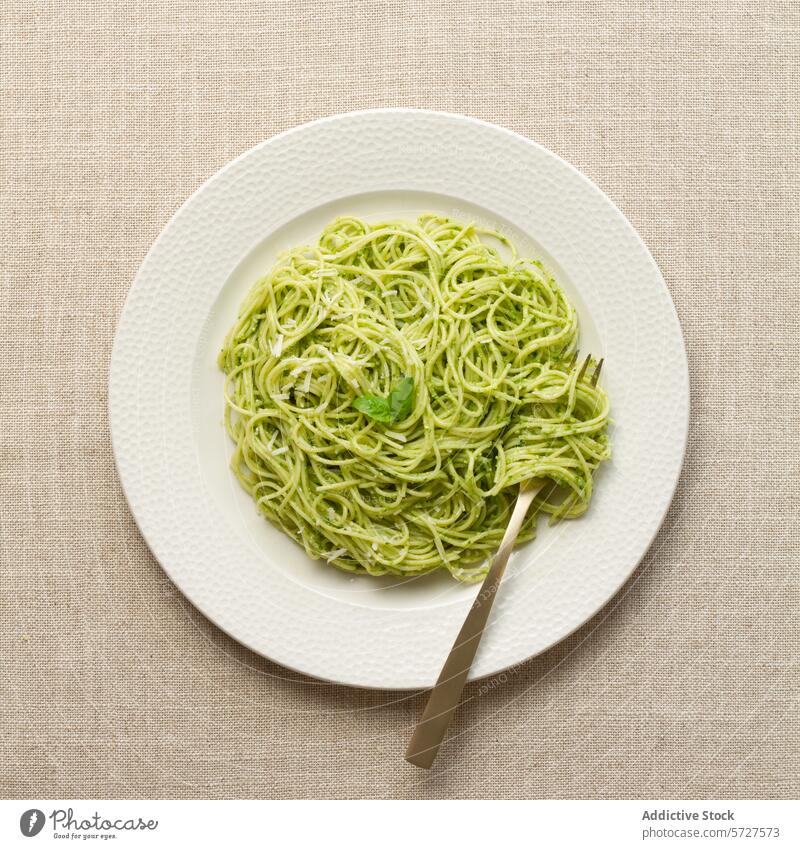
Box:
(20, 809), (45, 837)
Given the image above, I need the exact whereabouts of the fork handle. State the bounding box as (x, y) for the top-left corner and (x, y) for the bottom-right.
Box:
(405, 482), (543, 769)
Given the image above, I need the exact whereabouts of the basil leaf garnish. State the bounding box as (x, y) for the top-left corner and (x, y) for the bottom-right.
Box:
(353, 377), (414, 424)
(352, 395), (392, 422)
(387, 377), (414, 422)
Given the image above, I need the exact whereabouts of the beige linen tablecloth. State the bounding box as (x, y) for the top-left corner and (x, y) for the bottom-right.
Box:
(2, 1), (798, 799)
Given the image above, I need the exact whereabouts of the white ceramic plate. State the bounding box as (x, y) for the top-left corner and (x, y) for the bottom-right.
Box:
(110, 109), (688, 689)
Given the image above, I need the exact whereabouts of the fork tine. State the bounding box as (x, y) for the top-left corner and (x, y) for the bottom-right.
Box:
(576, 354), (591, 382)
(591, 357), (604, 386)
(566, 350), (578, 370)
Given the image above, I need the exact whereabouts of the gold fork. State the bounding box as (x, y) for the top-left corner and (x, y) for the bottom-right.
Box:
(405, 355), (603, 769)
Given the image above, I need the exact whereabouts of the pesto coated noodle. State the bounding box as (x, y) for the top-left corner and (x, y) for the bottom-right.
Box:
(219, 215), (610, 582)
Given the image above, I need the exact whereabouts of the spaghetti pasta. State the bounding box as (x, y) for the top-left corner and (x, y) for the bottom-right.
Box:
(219, 214), (610, 581)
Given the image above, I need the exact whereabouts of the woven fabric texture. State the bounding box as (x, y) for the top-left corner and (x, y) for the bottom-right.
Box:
(1, 0), (798, 799)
